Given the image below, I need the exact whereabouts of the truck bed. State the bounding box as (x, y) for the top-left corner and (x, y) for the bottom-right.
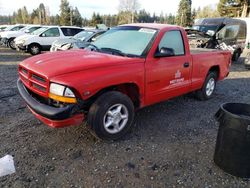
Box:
(190, 48), (222, 54)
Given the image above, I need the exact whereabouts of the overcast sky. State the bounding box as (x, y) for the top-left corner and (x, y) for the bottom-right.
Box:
(0, 0), (219, 18)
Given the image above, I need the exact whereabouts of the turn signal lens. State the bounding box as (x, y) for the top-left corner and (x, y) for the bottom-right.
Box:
(49, 93), (77, 104)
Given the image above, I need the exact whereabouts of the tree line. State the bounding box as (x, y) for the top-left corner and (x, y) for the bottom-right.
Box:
(0, 0), (250, 27)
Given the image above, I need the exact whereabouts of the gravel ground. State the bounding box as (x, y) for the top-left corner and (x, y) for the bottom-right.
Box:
(1, 47), (250, 188)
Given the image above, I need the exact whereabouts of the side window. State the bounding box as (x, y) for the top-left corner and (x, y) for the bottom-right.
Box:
(11, 26), (24, 31)
(219, 25), (240, 39)
(72, 28), (83, 35)
(238, 23), (246, 39)
(42, 28), (60, 37)
(158, 30), (185, 56)
(29, 27), (41, 33)
(61, 28), (83, 36)
(61, 28), (71, 36)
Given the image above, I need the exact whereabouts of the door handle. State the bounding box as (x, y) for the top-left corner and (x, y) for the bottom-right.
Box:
(183, 62), (189, 68)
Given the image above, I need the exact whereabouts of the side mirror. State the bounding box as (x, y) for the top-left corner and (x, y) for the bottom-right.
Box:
(91, 37), (97, 42)
(24, 29), (30, 33)
(40, 33), (46, 37)
(155, 47), (175, 58)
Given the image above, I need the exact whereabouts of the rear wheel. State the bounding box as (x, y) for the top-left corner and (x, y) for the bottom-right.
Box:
(87, 91), (135, 141)
(196, 71), (217, 100)
(8, 38), (16, 50)
(232, 50), (241, 62)
(29, 44), (41, 55)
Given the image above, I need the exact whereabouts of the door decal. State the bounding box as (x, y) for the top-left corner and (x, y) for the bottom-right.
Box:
(170, 70), (184, 85)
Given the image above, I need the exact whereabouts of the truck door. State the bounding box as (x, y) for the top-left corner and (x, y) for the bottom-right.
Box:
(145, 30), (192, 105)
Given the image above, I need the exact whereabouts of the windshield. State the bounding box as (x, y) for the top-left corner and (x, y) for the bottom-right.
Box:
(31, 27), (48, 35)
(91, 26), (157, 57)
(4, 25), (15, 31)
(192, 25), (219, 34)
(20, 26), (30, 31)
(73, 31), (94, 40)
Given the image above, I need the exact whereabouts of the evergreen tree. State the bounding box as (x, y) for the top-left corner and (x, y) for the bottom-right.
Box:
(90, 12), (103, 26)
(21, 6), (29, 24)
(137, 9), (151, 23)
(72, 7), (82, 26)
(176, 0), (192, 27)
(196, 5), (220, 18)
(38, 3), (46, 24)
(60, 0), (71, 25)
(165, 13), (176, 25)
(217, 0), (249, 17)
(50, 14), (61, 25)
(15, 9), (23, 23)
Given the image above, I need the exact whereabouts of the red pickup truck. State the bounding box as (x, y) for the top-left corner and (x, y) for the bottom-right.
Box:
(17, 23), (231, 140)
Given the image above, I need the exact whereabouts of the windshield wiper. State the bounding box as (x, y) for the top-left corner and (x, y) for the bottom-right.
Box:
(100, 47), (128, 57)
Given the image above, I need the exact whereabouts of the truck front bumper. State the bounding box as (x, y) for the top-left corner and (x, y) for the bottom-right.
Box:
(17, 79), (85, 128)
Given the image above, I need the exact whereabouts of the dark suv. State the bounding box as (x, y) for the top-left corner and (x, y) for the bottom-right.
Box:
(192, 18), (247, 61)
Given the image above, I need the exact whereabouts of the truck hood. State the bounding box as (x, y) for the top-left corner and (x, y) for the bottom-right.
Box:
(20, 49), (144, 78)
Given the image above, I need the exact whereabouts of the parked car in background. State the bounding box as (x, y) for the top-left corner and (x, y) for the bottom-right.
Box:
(0, 25), (42, 49)
(0, 24), (25, 45)
(0, 25), (8, 31)
(50, 29), (105, 52)
(15, 26), (84, 55)
(190, 18), (246, 61)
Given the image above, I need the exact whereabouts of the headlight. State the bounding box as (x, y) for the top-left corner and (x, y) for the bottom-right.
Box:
(16, 39), (26, 44)
(61, 43), (72, 50)
(49, 83), (76, 103)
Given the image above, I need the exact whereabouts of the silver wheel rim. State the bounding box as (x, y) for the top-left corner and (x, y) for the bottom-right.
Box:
(103, 104), (129, 134)
(31, 46), (39, 54)
(9, 40), (15, 49)
(206, 78), (215, 96)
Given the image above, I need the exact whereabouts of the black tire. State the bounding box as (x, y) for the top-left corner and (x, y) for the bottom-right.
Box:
(232, 50), (241, 62)
(29, 44), (41, 55)
(87, 91), (135, 141)
(8, 38), (16, 50)
(196, 71), (217, 101)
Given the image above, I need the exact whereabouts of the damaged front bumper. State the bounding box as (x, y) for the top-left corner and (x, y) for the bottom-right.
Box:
(17, 79), (85, 128)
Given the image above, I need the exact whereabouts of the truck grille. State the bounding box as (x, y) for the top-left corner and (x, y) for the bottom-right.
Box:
(19, 66), (49, 97)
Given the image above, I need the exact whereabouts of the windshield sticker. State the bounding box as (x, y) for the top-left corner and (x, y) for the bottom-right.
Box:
(139, 28), (156, 34)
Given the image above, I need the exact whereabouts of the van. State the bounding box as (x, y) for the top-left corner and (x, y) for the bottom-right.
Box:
(192, 18), (247, 61)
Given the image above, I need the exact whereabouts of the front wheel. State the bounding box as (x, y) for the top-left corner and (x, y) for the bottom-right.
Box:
(196, 72), (217, 100)
(87, 91), (135, 141)
(29, 44), (41, 55)
(8, 38), (16, 50)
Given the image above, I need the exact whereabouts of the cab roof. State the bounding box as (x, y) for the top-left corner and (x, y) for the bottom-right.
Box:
(120, 23), (182, 30)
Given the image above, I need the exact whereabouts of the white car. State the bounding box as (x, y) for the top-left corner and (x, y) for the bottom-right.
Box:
(15, 26), (84, 55)
(1, 25), (42, 49)
(0, 25), (8, 31)
(0, 25), (25, 45)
